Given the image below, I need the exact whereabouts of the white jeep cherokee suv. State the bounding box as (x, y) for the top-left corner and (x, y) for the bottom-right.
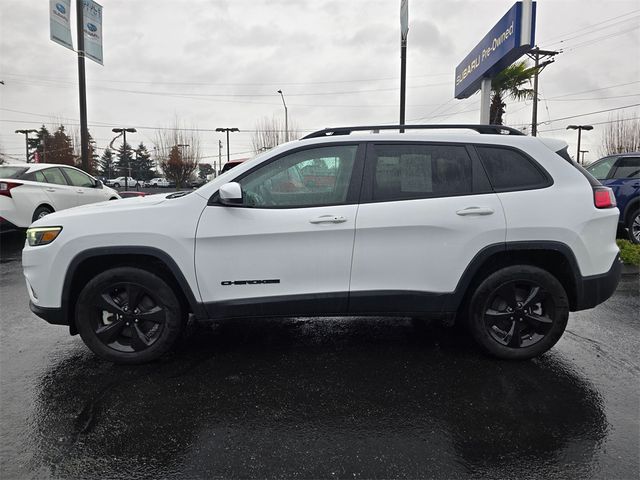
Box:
(23, 125), (621, 364)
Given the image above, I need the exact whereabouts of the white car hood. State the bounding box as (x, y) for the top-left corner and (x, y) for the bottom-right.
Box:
(30, 193), (170, 227)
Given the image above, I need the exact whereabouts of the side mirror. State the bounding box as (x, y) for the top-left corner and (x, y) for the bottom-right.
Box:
(95, 179), (103, 189)
(219, 182), (243, 205)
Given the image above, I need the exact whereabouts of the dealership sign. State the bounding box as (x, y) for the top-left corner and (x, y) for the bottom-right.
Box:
(50, 0), (73, 51)
(454, 1), (536, 99)
(83, 0), (103, 65)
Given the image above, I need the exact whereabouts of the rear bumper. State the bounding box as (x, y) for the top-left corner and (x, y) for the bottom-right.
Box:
(29, 301), (67, 326)
(574, 254), (622, 311)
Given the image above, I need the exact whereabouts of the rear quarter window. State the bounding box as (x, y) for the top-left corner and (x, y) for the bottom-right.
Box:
(476, 146), (551, 192)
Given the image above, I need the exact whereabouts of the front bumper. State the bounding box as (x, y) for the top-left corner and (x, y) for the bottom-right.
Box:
(574, 254), (622, 311)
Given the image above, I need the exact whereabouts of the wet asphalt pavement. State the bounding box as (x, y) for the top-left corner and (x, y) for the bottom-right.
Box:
(1, 230), (638, 479)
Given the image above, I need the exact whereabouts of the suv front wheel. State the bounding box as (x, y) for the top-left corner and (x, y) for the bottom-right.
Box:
(467, 265), (569, 360)
(76, 267), (184, 364)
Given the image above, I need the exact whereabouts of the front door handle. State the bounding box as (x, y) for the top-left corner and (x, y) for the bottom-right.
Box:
(309, 215), (348, 224)
(456, 206), (495, 216)
(45, 188), (56, 193)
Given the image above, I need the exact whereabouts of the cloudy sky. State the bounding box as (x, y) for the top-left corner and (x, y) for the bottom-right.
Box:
(1, 0), (638, 167)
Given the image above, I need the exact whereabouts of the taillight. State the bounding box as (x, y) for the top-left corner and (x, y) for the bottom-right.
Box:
(0, 181), (22, 198)
(593, 187), (616, 209)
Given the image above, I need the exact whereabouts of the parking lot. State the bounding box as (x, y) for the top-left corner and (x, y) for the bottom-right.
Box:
(1, 230), (638, 479)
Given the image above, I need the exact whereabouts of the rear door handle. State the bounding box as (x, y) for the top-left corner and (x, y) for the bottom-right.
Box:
(309, 215), (348, 224)
(76, 189), (85, 194)
(456, 207), (495, 216)
(45, 188), (56, 193)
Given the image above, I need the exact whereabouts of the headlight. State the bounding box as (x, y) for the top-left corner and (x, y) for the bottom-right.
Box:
(26, 226), (62, 246)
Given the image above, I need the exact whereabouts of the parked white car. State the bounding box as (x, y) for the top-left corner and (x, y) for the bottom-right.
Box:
(23, 125), (621, 364)
(0, 163), (120, 228)
(145, 177), (170, 188)
(106, 177), (139, 188)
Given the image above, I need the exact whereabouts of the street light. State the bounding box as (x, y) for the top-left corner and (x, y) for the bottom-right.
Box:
(112, 128), (137, 190)
(277, 89), (288, 142)
(579, 150), (589, 164)
(15, 129), (38, 163)
(566, 125), (593, 165)
(215, 127), (239, 164)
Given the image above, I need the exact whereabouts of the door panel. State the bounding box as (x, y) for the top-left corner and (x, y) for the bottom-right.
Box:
(39, 167), (78, 209)
(350, 142), (505, 306)
(195, 143), (363, 316)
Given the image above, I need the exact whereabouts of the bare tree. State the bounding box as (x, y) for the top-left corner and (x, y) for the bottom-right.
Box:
(251, 115), (299, 154)
(601, 113), (640, 156)
(155, 119), (202, 188)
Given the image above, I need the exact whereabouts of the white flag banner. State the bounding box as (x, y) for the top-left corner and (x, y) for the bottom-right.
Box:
(83, 0), (103, 65)
(50, 0), (73, 51)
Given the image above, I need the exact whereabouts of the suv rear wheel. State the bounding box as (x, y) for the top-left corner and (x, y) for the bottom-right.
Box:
(76, 267), (183, 364)
(467, 265), (569, 360)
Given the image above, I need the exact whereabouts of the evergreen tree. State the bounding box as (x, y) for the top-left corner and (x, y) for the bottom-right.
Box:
(27, 125), (53, 163)
(98, 148), (116, 178)
(46, 126), (75, 165)
(115, 141), (134, 177)
(133, 142), (155, 181)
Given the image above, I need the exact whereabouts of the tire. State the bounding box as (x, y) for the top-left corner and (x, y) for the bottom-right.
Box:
(76, 267), (184, 364)
(467, 265), (569, 360)
(627, 210), (640, 244)
(113, 183), (120, 188)
(32, 205), (53, 222)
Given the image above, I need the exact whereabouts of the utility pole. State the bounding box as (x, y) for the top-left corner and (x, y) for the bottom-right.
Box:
(399, 0), (409, 132)
(76, 0), (90, 172)
(527, 47), (560, 136)
(15, 129), (38, 162)
(218, 140), (223, 174)
(216, 127), (239, 164)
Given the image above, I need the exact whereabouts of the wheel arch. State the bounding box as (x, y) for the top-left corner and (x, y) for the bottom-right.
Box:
(33, 203), (55, 216)
(63, 246), (206, 335)
(622, 196), (639, 224)
(449, 241), (582, 316)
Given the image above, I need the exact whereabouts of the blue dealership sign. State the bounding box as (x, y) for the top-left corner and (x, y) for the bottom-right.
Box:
(454, 2), (536, 99)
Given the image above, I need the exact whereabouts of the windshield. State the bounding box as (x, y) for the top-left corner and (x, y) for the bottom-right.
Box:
(0, 166), (29, 179)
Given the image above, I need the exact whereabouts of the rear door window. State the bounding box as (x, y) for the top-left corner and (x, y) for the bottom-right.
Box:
(369, 144), (478, 202)
(40, 167), (69, 185)
(476, 146), (551, 191)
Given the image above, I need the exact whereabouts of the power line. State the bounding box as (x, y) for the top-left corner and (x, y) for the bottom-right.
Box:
(563, 24), (640, 51)
(541, 8), (640, 44)
(544, 13), (640, 46)
(512, 103), (640, 127)
(538, 116), (640, 133)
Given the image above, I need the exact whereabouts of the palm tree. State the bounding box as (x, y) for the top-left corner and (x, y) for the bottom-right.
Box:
(490, 60), (539, 125)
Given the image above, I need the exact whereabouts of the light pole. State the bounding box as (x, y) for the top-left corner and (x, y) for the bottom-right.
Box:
(112, 128), (137, 190)
(277, 89), (288, 142)
(580, 150), (589, 164)
(216, 127), (239, 164)
(566, 125), (593, 165)
(15, 129), (38, 163)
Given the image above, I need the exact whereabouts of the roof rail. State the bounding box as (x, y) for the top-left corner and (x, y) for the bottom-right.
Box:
(302, 124), (525, 139)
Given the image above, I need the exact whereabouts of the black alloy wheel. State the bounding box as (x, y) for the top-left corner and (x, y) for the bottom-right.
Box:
(467, 265), (569, 360)
(483, 281), (553, 348)
(76, 267), (183, 363)
(92, 282), (165, 353)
